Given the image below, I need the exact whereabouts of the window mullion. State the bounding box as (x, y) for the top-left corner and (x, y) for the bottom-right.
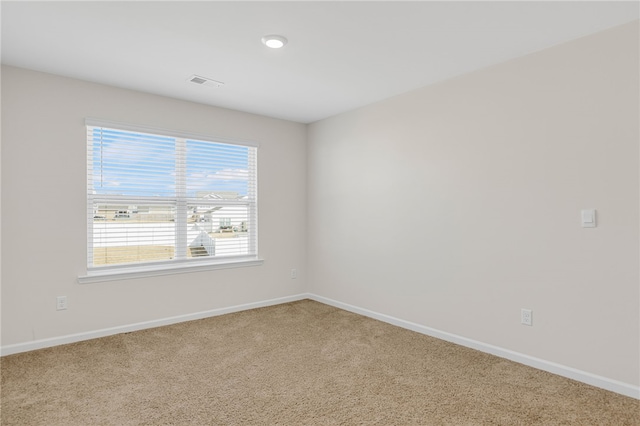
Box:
(175, 137), (188, 259)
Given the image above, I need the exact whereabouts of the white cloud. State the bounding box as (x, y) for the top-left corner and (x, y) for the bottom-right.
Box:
(208, 168), (248, 181)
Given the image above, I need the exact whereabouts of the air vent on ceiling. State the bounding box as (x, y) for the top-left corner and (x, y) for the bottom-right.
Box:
(188, 74), (224, 88)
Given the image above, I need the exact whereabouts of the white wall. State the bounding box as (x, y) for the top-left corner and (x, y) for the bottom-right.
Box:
(1, 66), (307, 346)
(307, 21), (639, 386)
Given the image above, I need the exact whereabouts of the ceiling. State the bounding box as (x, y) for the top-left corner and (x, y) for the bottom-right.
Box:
(2, 1), (638, 123)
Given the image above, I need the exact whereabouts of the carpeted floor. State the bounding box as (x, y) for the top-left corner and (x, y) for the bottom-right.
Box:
(1, 299), (638, 425)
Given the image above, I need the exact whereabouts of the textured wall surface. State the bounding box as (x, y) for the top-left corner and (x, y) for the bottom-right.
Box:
(1, 66), (308, 346)
(308, 21), (639, 386)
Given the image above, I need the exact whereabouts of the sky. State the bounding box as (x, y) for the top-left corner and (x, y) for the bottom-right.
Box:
(90, 127), (252, 198)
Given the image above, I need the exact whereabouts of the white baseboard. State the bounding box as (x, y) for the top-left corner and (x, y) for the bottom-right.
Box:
(307, 293), (640, 400)
(0, 293), (308, 357)
(3, 292), (638, 400)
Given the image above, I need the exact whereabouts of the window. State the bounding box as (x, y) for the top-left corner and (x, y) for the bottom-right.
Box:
(84, 119), (259, 280)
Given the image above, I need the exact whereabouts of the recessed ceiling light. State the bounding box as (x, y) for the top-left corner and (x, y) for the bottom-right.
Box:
(261, 35), (287, 49)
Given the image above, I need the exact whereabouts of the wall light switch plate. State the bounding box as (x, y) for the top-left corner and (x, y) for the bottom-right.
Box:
(57, 296), (68, 311)
(581, 209), (596, 228)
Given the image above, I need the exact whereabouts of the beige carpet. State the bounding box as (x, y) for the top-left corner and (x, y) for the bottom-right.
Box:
(1, 300), (638, 425)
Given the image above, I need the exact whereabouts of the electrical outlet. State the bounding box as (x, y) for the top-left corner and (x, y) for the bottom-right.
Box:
(57, 296), (68, 311)
(290, 268), (297, 279)
(521, 308), (532, 326)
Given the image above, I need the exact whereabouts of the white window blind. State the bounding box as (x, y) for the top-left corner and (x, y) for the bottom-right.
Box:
(86, 120), (258, 272)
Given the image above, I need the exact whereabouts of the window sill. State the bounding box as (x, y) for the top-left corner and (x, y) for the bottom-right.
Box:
(78, 258), (264, 284)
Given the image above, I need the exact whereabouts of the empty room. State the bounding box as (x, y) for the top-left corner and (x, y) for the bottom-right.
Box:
(1, 1), (639, 424)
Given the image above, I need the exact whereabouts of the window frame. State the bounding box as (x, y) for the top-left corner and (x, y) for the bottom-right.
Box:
(79, 119), (262, 284)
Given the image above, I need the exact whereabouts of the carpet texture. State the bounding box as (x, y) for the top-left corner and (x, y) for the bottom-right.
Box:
(1, 300), (638, 425)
